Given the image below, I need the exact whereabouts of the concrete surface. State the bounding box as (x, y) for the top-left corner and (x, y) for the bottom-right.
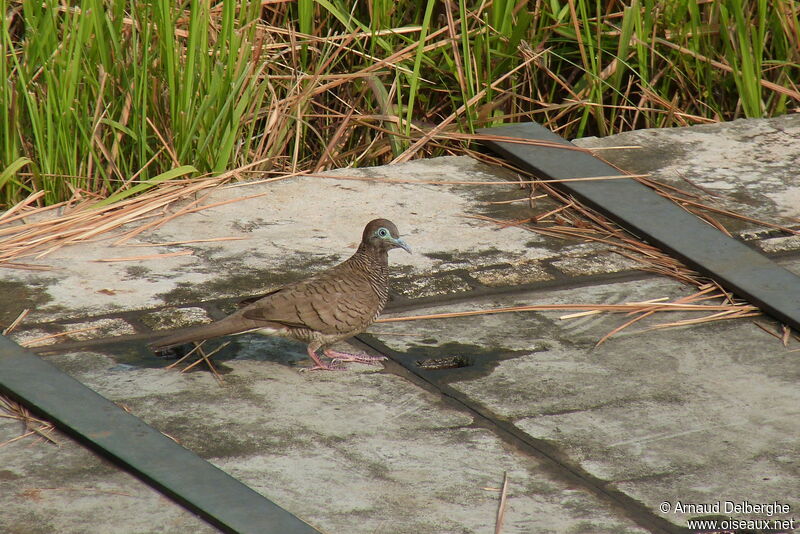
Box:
(1, 114), (799, 533)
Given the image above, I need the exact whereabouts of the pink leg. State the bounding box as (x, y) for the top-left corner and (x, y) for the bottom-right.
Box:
(302, 346), (345, 371)
(323, 348), (387, 366)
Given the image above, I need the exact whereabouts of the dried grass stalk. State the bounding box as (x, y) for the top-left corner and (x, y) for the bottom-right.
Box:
(0, 395), (58, 447)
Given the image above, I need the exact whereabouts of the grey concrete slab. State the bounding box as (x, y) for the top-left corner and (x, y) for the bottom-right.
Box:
(370, 270), (800, 528)
(574, 114), (800, 234)
(3, 115), (800, 533)
(1, 343), (649, 534)
(0, 415), (218, 534)
(2, 156), (553, 323)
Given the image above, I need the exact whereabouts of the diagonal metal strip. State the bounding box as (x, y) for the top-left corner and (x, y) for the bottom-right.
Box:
(0, 336), (320, 534)
(479, 122), (800, 331)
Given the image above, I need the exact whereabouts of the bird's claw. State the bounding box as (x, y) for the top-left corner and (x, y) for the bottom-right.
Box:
(323, 349), (387, 366)
(300, 362), (347, 372)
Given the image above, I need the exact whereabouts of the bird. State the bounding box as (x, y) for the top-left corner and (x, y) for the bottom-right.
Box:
(149, 218), (411, 370)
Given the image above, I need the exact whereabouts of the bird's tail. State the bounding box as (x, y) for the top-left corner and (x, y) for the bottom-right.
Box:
(148, 320), (249, 351)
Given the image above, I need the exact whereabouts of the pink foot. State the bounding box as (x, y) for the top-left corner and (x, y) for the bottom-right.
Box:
(323, 349), (387, 365)
(301, 363), (346, 372)
(301, 346), (346, 371)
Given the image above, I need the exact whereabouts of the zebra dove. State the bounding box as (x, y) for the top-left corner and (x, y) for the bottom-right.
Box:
(149, 219), (411, 370)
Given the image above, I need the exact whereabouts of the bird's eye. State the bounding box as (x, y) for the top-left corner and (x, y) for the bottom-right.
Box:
(378, 228), (389, 238)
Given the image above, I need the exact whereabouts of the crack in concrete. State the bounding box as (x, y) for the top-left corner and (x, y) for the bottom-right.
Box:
(355, 335), (687, 534)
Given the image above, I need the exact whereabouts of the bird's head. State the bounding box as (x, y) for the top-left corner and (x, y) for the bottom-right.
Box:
(361, 218), (412, 254)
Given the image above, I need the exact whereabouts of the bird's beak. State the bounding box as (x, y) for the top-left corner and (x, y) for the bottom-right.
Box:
(393, 237), (412, 254)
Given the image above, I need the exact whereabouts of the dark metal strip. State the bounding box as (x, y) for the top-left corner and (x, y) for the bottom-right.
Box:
(479, 122), (800, 331)
(0, 336), (320, 534)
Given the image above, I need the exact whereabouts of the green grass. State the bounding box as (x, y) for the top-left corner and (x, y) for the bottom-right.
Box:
(2, 0), (266, 205)
(1, 0), (798, 208)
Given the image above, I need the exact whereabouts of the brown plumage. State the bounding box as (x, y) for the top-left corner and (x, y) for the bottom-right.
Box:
(149, 219), (411, 370)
